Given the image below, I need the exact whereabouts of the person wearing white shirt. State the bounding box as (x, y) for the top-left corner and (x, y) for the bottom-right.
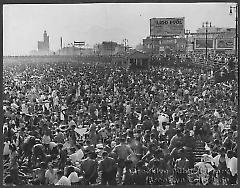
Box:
(42, 134), (51, 145)
(68, 171), (80, 185)
(21, 102), (28, 114)
(49, 142), (58, 151)
(42, 133), (51, 153)
(125, 102), (131, 115)
(45, 163), (58, 185)
(213, 149), (229, 168)
(226, 150), (237, 184)
(213, 147), (229, 185)
(99, 127), (109, 142)
(214, 109), (221, 118)
(55, 170), (71, 186)
(3, 141), (11, 159)
(67, 166), (80, 185)
(157, 113), (169, 135)
(53, 96), (59, 107)
(195, 154), (215, 176)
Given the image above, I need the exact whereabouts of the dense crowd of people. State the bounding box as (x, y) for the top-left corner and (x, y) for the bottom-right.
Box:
(3, 53), (238, 185)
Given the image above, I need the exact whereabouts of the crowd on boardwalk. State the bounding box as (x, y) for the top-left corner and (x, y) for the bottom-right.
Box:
(3, 53), (238, 185)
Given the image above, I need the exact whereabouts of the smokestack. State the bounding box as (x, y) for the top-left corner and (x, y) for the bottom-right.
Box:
(60, 37), (62, 49)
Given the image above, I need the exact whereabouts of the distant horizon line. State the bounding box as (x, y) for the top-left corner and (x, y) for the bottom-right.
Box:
(4, 26), (235, 56)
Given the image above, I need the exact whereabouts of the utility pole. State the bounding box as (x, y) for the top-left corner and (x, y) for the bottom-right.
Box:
(203, 21), (212, 64)
(110, 41), (113, 63)
(230, 4), (238, 57)
(185, 30), (191, 54)
(151, 35), (154, 59)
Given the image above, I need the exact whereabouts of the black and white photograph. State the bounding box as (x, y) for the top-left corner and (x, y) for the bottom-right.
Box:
(3, 2), (238, 186)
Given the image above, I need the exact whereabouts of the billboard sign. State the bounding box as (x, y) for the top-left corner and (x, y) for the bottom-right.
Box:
(150, 17), (185, 36)
(74, 41), (85, 46)
(216, 39), (234, 49)
(195, 39), (214, 49)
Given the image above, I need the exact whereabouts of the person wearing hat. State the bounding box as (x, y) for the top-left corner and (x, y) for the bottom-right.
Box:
(182, 129), (196, 152)
(80, 151), (98, 185)
(88, 122), (97, 146)
(142, 115), (152, 131)
(194, 153), (215, 185)
(213, 147), (229, 185)
(168, 129), (183, 153)
(9, 144), (19, 185)
(174, 148), (189, 184)
(67, 123), (77, 147)
(65, 166), (80, 185)
(31, 142), (46, 167)
(133, 160), (148, 185)
(112, 137), (134, 184)
(142, 130), (151, 144)
(211, 139), (221, 154)
(59, 124), (68, 132)
(49, 141), (59, 159)
(99, 126), (109, 143)
(99, 151), (117, 185)
(3, 140), (11, 160)
(54, 128), (65, 144)
(42, 127), (51, 154)
(68, 115), (76, 128)
(122, 160), (134, 185)
(57, 143), (68, 170)
(3, 124), (9, 141)
(84, 140), (95, 153)
(130, 136), (148, 161)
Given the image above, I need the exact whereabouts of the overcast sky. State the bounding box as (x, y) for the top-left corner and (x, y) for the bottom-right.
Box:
(3, 3), (237, 55)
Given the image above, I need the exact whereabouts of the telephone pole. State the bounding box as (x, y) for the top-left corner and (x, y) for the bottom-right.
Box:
(229, 4), (238, 57)
(202, 21), (212, 64)
(185, 30), (191, 54)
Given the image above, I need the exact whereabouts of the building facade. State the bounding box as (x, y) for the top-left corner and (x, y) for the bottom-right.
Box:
(142, 27), (236, 55)
(57, 46), (94, 56)
(192, 27), (235, 54)
(143, 36), (187, 54)
(38, 30), (50, 55)
(94, 41), (125, 56)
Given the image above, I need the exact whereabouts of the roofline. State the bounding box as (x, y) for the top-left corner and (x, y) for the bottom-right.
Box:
(190, 31), (235, 35)
(126, 50), (150, 58)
